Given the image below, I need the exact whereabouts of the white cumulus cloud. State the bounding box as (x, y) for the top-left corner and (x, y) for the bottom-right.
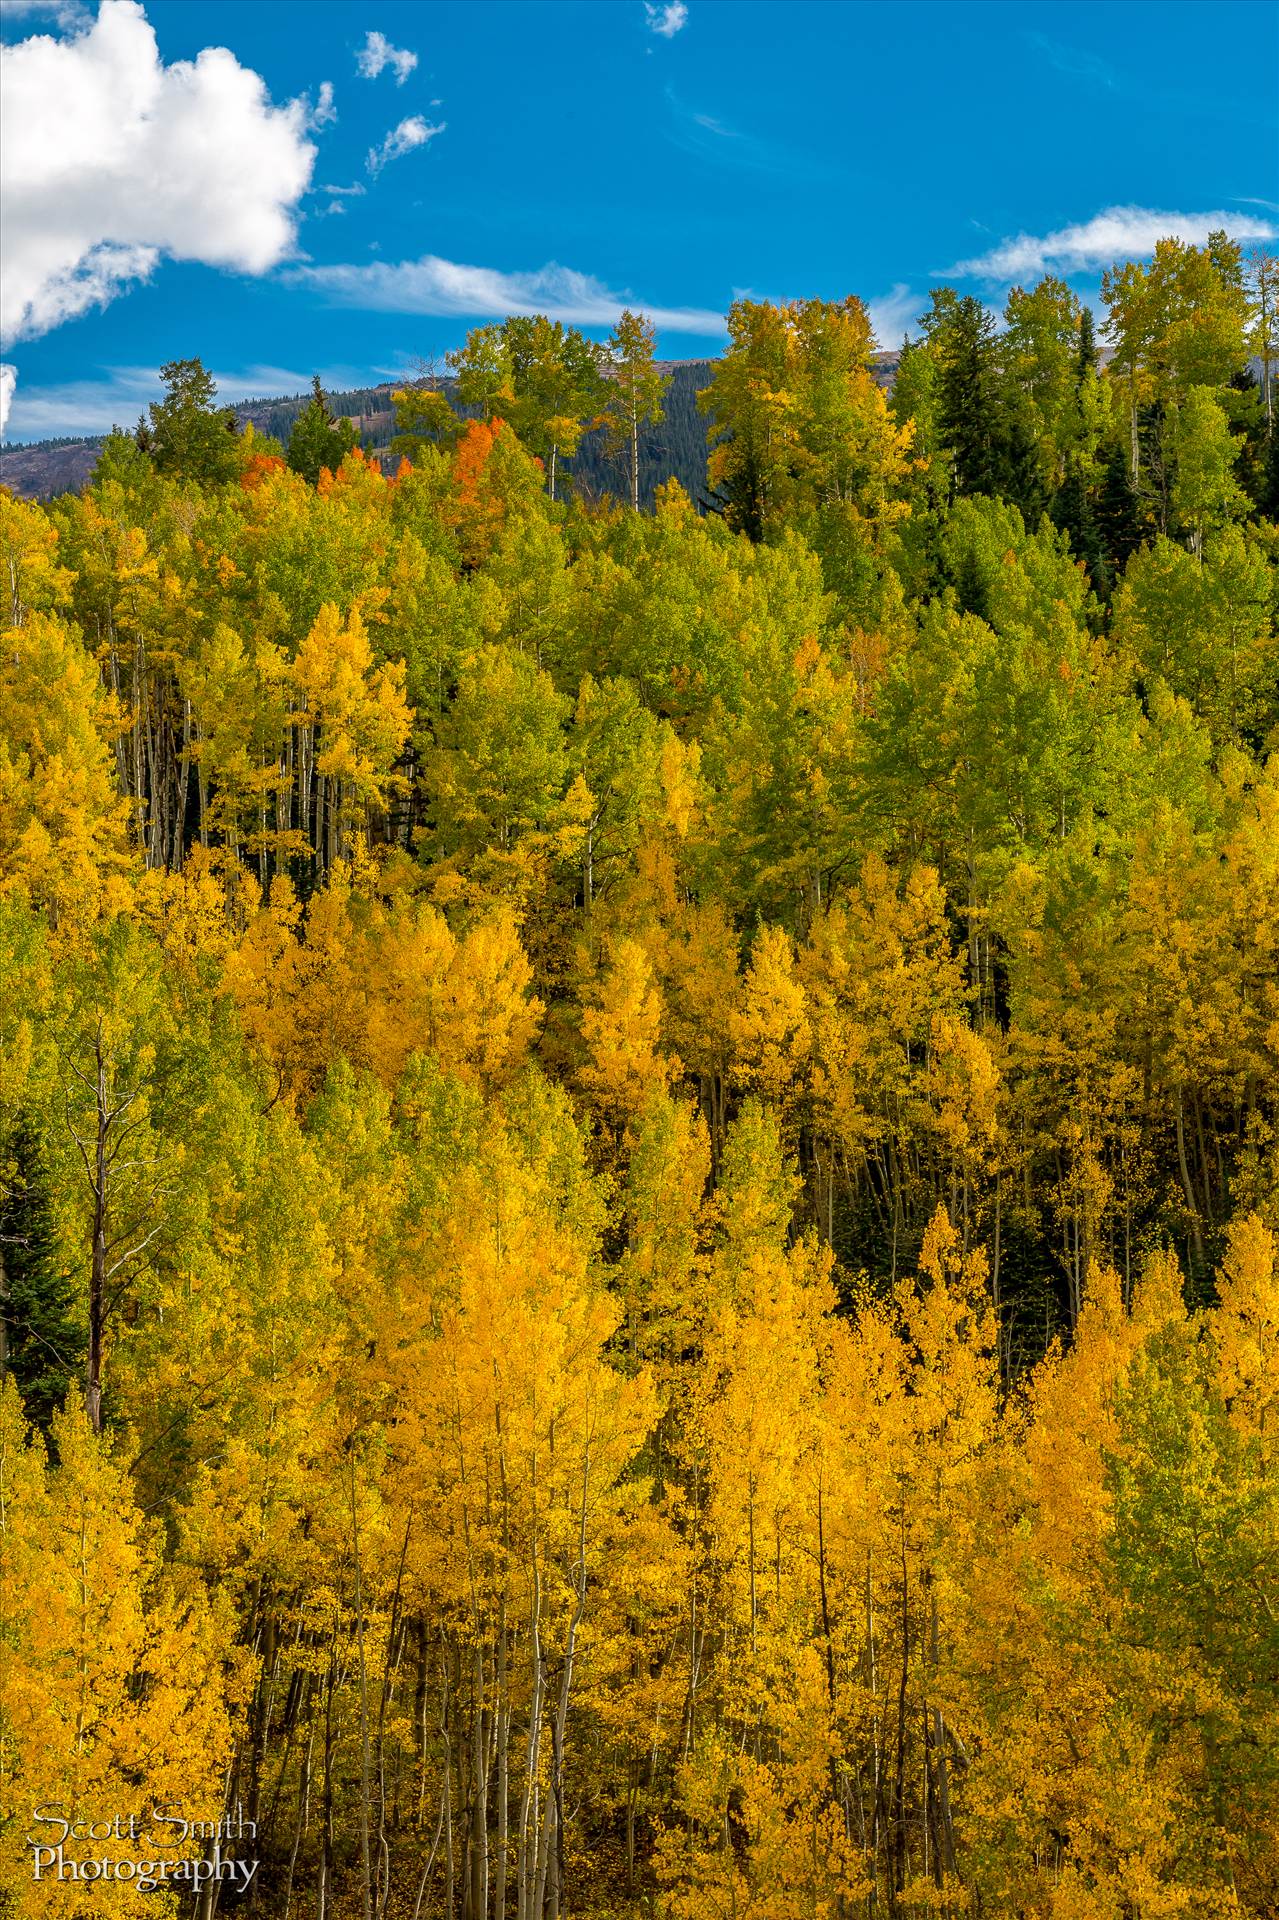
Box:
(289, 253), (724, 335)
(645, 2), (689, 36)
(951, 204), (1278, 279)
(366, 115), (444, 176)
(0, 366), (18, 436)
(1, 0), (317, 358)
(355, 29), (418, 84)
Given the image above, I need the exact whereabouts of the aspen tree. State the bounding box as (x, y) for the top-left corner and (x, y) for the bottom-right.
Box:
(0, 1381), (245, 1913)
(603, 311), (669, 512)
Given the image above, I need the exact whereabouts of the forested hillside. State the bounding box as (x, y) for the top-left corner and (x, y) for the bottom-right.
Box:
(0, 357), (903, 510)
(2, 241), (1278, 1919)
(0, 358), (732, 508)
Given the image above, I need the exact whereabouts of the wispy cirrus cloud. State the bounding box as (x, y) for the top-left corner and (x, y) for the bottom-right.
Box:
(866, 284), (922, 348)
(288, 254), (724, 334)
(662, 88), (834, 185)
(645, 2), (688, 38)
(0, 0), (93, 28)
(355, 30), (417, 84)
(1024, 32), (1117, 89)
(366, 115), (444, 176)
(0, 359), (368, 441)
(950, 204), (1278, 280)
(303, 80), (337, 129)
(308, 179), (365, 217)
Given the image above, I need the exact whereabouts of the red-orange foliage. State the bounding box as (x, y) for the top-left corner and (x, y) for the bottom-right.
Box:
(449, 417), (511, 566)
(316, 444), (383, 498)
(240, 451), (287, 491)
(452, 417), (504, 501)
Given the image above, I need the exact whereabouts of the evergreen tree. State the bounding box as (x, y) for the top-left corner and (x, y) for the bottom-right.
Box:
(286, 375), (359, 485)
(0, 1123), (82, 1432)
(930, 293), (1005, 498)
(1096, 440), (1143, 576)
(1001, 403), (1046, 524)
(1053, 457), (1111, 597)
(138, 357), (243, 485)
(1077, 304), (1098, 382)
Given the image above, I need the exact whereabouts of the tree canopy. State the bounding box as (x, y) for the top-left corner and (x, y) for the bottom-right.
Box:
(2, 237), (1279, 1918)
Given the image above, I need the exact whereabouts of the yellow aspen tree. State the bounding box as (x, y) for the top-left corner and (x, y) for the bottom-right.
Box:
(884, 1206), (999, 1903)
(0, 611), (132, 925)
(0, 1381), (247, 1913)
(131, 844), (238, 987)
(708, 1097), (801, 1286)
(800, 856), (970, 1256)
(291, 603), (411, 870)
(958, 1251), (1193, 1911)
(0, 489), (74, 625)
(388, 1100), (657, 1918)
(617, 1088), (711, 1376)
(1211, 1210), (1278, 1454)
(924, 1011), (1001, 1248)
(660, 899), (740, 1156)
(662, 1237), (848, 1919)
(579, 937), (673, 1132)
(729, 922), (811, 1130)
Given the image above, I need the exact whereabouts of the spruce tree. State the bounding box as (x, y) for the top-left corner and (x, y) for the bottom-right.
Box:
(934, 295), (1005, 499)
(1096, 442), (1143, 579)
(1053, 459), (1111, 598)
(1076, 305), (1098, 383)
(1001, 405), (1046, 525)
(141, 358), (242, 485)
(287, 375), (359, 485)
(0, 1124), (82, 1433)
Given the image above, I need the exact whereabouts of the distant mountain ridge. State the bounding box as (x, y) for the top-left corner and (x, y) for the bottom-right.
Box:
(0, 352), (902, 504)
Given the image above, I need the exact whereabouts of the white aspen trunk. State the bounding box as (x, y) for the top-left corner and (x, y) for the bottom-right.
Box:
(349, 1453), (373, 1920)
(516, 1562), (544, 1920)
(630, 392), (640, 512)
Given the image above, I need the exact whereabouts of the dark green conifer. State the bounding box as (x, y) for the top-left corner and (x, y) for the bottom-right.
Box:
(140, 358), (242, 486)
(1053, 459), (1111, 598)
(287, 375), (359, 485)
(1000, 405), (1046, 525)
(934, 295), (1005, 499)
(0, 1124), (82, 1433)
(1096, 442), (1143, 578)
(1076, 306), (1098, 383)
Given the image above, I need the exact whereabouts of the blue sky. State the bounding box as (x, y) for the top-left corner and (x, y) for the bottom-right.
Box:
(2, 0), (1276, 440)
